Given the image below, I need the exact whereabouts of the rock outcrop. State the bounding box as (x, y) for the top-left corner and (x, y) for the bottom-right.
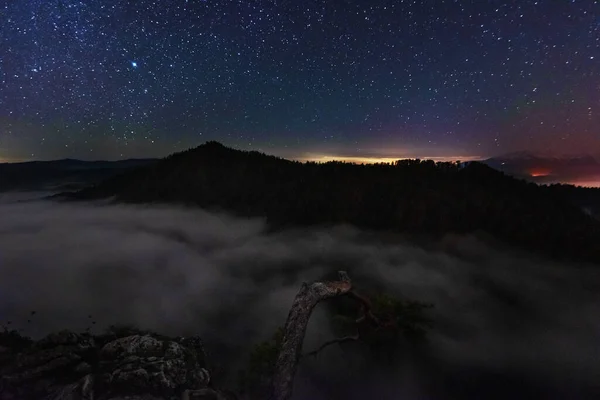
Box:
(0, 272), (388, 400)
(0, 328), (236, 400)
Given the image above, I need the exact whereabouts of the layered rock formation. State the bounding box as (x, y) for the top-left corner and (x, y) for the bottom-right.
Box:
(0, 328), (236, 400)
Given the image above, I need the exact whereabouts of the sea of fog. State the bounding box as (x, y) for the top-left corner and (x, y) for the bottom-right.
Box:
(0, 194), (599, 399)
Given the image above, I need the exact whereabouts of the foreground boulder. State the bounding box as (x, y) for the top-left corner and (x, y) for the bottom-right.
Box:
(0, 328), (235, 400)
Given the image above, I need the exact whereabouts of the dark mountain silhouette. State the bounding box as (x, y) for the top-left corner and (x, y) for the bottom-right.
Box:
(59, 141), (600, 263)
(483, 152), (600, 217)
(0, 158), (158, 192)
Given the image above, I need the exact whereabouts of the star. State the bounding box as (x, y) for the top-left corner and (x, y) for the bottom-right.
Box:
(0, 0), (598, 162)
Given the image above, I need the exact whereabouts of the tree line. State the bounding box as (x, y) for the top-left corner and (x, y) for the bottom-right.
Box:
(67, 141), (600, 263)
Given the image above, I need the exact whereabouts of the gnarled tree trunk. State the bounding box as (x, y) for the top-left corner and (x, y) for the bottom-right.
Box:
(270, 271), (352, 400)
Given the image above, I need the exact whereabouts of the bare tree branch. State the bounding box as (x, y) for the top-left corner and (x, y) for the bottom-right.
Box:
(270, 271), (400, 400)
(270, 271), (352, 400)
(301, 289), (389, 359)
(303, 334), (360, 358)
(269, 270), (430, 400)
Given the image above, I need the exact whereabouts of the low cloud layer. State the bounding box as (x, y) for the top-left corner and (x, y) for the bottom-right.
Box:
(0, 198), (599, 398)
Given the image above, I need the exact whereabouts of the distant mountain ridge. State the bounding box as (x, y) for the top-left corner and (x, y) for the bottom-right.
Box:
(486, 152), (600, 169)
(0, 158), (158, 192)
(1, 158), (157, 168)
(56, 141), (600, 263)
(489, 150), (600, 162)
(484, 152), (600, 187)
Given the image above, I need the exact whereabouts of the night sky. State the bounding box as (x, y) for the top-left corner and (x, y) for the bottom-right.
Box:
(1, 1), (598, 162)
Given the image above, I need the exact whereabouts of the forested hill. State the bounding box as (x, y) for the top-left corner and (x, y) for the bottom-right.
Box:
(62, 141), (600, 263)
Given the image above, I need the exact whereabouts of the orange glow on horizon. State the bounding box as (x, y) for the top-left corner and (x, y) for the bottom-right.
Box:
(295, 153), (484, 164)
(529, 168), (552, 177)
(0, 157), (23, 163)
(565, 179), (600, 188)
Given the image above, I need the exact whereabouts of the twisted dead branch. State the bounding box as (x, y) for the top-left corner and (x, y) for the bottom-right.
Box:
(270, 271), (387, 400)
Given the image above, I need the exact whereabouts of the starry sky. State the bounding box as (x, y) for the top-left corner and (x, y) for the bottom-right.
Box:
(0, 0), (598, 162)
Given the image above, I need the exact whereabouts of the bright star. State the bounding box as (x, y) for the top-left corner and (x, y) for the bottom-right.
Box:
(131, 61), (138, 68)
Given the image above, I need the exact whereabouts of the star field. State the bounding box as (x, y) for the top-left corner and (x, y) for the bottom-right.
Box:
(0, 0), (599, 161)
